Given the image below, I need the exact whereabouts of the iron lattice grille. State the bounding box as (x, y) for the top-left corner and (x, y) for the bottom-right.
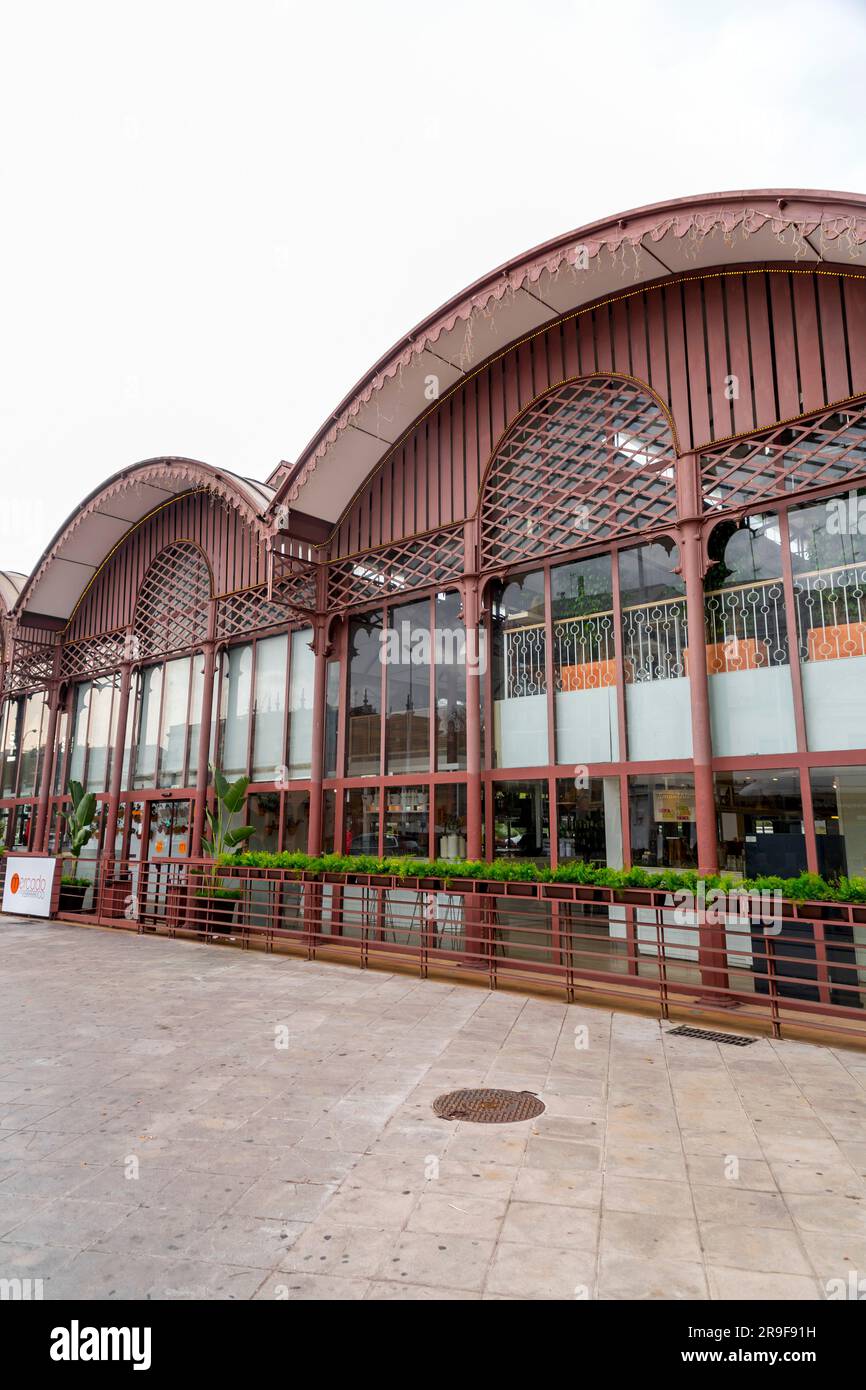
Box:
(328, 527), (465, 609)
(479, 377), (678, 571)
(701, 402), (866, 510)
(133, 542), (211, 660)
(4, 637), (56, 693)
(60, 630), (127, 681)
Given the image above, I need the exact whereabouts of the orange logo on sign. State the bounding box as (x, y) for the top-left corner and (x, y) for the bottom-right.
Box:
(155, 840), (164, 853)
(177, 842), (186, 854)
(9, 873), (20, 893)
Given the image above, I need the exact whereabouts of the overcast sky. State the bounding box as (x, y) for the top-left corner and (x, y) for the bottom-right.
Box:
(2, 0), (866, 575)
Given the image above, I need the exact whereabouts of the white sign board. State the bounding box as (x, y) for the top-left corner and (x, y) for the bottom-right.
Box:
(2, 856), (57, 918)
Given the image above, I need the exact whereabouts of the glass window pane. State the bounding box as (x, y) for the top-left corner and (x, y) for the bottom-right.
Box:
(491, 572), (547, 769)
(619, 540), (691, 761)
(704, 514), (795, 756)
(435, 592), (467, 772)
(810, 765), (866, 879)
(324, 659), (340, 779)
(434, 784), (467, 861)
(383, 785), (429, 856)
(346, 615), (382, 776)
(85, 677), (115, 792)
(252, 635), (287, 781)
(282, 790), (310, 852)
(715, 770), (804, 877)
(386, 601), (430, 775)
(219, 645), (252, 779)
(556, 776), (609, 865)
(0, 699), (20, 797)
(552, 555), (618, 763)
(790, 489), (866, 751)
(493, 781), (550, 863)
(628, 774), (697, 869)
(158, 658), (191, 788)
(53, 709), (69, 795)
(288, 629), (314, 779)
(18, 691), (48, 796)
(68, 683), (91, 788)
(345, 786), (380, 856)
(134, 666), (162, 789)
(248, 790), (281, 853)
(186, 654), (206, 783)
(322, 789), (336, 854)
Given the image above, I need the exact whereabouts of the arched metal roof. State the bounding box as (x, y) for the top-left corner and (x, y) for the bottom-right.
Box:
(272, 189), (866, 527)
(16, 458), (275, 624)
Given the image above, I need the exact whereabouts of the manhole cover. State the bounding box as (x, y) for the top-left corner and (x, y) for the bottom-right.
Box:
(433, 1088), (545, 1124)
(667, 1025), (755, 1047)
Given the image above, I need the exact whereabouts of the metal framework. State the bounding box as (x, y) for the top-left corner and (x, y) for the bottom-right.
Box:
(5, 192), (866, 1034)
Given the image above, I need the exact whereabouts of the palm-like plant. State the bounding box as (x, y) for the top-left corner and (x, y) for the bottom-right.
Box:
(62, 780), (97, 881)
(200, 764), (255, 896)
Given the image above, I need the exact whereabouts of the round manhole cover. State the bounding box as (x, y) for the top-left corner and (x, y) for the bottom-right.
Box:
(433, 1088), (545, 1124)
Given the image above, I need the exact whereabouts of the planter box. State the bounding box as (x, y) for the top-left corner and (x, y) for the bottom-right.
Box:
(58, 883), (88, 915)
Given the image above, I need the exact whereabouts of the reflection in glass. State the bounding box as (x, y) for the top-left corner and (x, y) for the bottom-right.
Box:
(715, 770), (804, 877)
(252, 635), (287, 781)
(386, 601), (430, 775)
(628, 775), (697, 869)
(288, 629), (314, 779)
(346, 615), (382, 776)
(491, 571), (547, 769)
(219, 644), (252, 778)
(435, 591), (466, 771)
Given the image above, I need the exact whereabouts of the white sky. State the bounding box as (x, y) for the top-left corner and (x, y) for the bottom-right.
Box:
(2, 0), (866, 575)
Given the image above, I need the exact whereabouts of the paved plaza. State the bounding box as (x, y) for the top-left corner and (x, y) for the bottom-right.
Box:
(1, 915), (866, 1300)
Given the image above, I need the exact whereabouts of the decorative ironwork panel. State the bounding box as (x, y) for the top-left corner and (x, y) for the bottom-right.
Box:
(5, 637), (56, 693)
(793, 562), (866, 661)
(621, 598), (688, 682)
(480, 377), (678, 570)
(60, 630), (127, 680)
(329, 527), (464, 609)
(704, 581), (790, 671)
(553, 612), (616, 690)
(701, 402), (866, 511)
(503, 625), (547, 699)
(133, 542), (211, 659)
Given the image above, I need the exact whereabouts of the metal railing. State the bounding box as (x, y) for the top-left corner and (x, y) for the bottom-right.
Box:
(44, 854), (866, 1048)
(793, 560), (866, 662)
(704, 577), (790, 672)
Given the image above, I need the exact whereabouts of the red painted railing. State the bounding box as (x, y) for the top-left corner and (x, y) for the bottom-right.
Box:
(50, 855), (866, 1047)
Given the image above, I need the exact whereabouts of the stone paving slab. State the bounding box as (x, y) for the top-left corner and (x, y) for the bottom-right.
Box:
(1, 914), (865, 1301)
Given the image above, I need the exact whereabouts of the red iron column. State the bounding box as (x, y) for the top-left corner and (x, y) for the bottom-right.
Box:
(679, 452), (727, 994)
(463, 520), (483, 861)
(34, 670), (63, 852)
(191, 600), (218, 857)
(101, 646), (134, 862)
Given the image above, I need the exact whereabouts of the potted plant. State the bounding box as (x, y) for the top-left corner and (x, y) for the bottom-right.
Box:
(197, 765), (255, 935)
(59, 781), (97, 913)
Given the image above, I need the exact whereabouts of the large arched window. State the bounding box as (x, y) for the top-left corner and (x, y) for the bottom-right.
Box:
(133, 541), (212, 660)
(479, 376), (678, 570)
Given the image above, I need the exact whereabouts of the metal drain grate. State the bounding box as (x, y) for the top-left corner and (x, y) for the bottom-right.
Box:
(433, 1088), (545, 1123)
(667, 1025), (755, 1047)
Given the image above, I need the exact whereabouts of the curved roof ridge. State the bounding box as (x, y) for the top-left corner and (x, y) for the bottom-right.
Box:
(273, 189), (866, 524)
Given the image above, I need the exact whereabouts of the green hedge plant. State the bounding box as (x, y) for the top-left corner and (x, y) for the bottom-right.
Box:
(215, 850), (866, 906)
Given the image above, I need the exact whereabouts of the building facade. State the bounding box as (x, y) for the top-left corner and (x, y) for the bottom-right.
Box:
(4, 191), (866, 895)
